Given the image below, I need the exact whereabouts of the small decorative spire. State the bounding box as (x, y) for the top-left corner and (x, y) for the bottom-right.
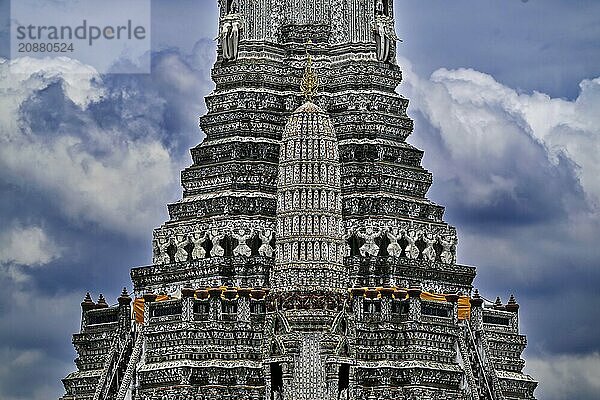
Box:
(494, 296), (504, 309)
(300, 40), (319, 101)
(118, 287), (132, 306)
(506, 294), (520, 313)
(470, 288), (484, 308)
(81, 292), (95, 312)
(83, 292), (94, 304)
(97, 294), (108, 308)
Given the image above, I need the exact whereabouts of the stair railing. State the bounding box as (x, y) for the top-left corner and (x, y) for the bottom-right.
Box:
(115, 328), (145, 400)
(466, 320), (495, 400)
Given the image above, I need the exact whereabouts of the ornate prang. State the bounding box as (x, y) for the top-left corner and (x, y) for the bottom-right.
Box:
(60, 2), (538, 400)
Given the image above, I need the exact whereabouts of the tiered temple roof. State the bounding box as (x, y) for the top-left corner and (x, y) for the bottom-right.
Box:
(61, 1), (537, 400)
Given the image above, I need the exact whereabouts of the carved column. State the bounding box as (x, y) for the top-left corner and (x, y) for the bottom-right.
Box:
(238, 288), (252, 322)
(505, 294), (520, 333)
(351, 288), (366, 321)
(380, 287), (394, 322)
(209, 287), (223, 320)
(325, 362), (340, 400)
(143, 293), (157, 326)
(445, 293), (460, 325)
(80, 293), (95, 331)
(181, 287), (195, 322)
(470, 289), (484, 332)
(117, 288), (133, 335)
(282, 361), (294, 400)
(407, 286), (422, 323)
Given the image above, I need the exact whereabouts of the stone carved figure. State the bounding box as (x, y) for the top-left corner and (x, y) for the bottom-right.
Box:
(440, 235), (456, 264)
(375, 21), (390, 62)
(230, 21), (241, 59)
(358, 226), (380, 257)
(192, 232), (208, 260)
(209, 229), (226, 257)
(421, 231), (437, 261)
(233, 229), (252, 257)
(221, 21), (232, 60)
(220, 19), (241, 61)
(386, 227), (402, 257)
(152, 240), (160, 264)
(153, 240), (170, 264)
(152, 240), (159, 260)
(405, 230), (419, 259)
(259, 229), (274, 257)
(174, 237), (187, 262)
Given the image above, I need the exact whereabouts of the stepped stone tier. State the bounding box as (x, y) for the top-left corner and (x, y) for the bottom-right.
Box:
(60, 1), (538, 400)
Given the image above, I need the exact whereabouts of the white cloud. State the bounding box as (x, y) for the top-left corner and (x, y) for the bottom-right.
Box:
(399, 58), (600, 208)
(0, 225), (60, 267)
(12, 349), (44, 367)
(526, 353), (600, 400)
(0, 134), (175, 235)
(0, 57), (179, 236)
(2, 57), (104, 108)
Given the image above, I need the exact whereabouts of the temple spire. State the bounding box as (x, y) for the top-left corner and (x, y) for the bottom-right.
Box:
(300, 41), (319, 101)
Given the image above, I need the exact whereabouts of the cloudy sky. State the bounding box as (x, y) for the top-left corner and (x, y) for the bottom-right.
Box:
(0, 0), (598, 399)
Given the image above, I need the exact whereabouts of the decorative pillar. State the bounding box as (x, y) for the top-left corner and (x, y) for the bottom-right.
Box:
(325, 362), (340, 400)
(143, 293), (157, 326)
(181, 287), (195, 322)
(281, 361), (294, 400)
(445, 293), (460, 325)
(209, 287), (223, 320)
(407, 286), (422, 322)
(351, 288), (365, 321)
(469, 289), (484, 331)
(117, 288), (132, 334)
(505, 294), (520, 333)
(80, 293), (95, 331)
(349, 365), (358, 399)
(380, 287), (394, 322)
(263, 364), (272, 400)
(238, 288), (252, 322)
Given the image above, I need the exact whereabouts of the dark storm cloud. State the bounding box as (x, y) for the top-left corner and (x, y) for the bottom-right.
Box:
(398, 58), (600, 399)
(397, 0), (600, 99)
